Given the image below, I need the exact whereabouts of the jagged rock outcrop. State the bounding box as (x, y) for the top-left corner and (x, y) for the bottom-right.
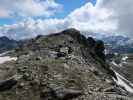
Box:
(94, 40), (105, 61)
(0, 28), (132, 100)
(87, 37), (96, 47)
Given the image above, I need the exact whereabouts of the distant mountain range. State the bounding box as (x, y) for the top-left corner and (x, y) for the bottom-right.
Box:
(102, 36), (133, 54)
(0, 36), (18, 53)
(82, 32), (133, 54)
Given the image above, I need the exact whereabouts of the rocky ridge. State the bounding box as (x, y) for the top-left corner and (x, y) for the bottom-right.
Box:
(0, 28), (132, 100)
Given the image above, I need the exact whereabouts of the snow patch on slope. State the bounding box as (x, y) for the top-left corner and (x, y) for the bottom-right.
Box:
(0, 56), (17, 64)
(114, 71), (133, 93)
(122, 56), (128, 61)
(112, 61), (118, 66)
(0, 51), (17, 64)
(111, 61), (123, 68)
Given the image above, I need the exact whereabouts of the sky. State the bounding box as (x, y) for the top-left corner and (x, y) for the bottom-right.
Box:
(0, 0), (132, 40)
(0, 0), (96, 25)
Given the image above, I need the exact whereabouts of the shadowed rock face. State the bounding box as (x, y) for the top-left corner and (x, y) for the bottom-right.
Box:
(87, 37), (96, 47)
(0, 78), (17, 91)
(0, 28), (132, 100)
(94, 40), (105, 61)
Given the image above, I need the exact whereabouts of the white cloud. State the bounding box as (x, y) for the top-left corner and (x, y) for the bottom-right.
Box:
(66, 2), (118, 34)
(0, 8), (10, 18)
(0, 18), (66, 40)
(0, 0), (133, 39)
(97, 0), (133, 36)
(66, 0), (133, 37)
(0, 0), (62, 18)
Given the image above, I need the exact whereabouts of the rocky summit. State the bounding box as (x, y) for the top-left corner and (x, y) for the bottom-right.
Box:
(0, 28), (132, 100)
